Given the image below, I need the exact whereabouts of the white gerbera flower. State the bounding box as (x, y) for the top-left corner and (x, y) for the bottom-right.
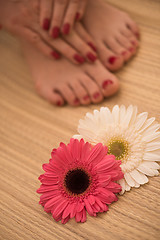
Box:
(73, 105), (160, 194)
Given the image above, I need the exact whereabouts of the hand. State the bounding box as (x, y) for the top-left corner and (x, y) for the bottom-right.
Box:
(39, 0), (88, 38)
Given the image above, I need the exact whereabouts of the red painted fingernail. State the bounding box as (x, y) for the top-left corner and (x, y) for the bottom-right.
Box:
(52, 26), (60, 38)
(93, 92), (100, 99)
(51, 51), (61, 59)
(86, 52), (97, 62)
(63, 23), (70, 35)
(102, 80), (113, 89)
(75, 12), (80, 21)
(108, 56), (117, 64)
(74, 98), (80, 104)
(43, 18), (50, 30)
(121, 51), (127, 56)
(83, 95), (90, 101)
(128, 47), (134, 52)
(56, 100), (62, 106)
(87, 42), (97, 52)
(74, 54), (85, 64)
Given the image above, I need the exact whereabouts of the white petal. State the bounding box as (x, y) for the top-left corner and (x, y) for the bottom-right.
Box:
(118, 178), (126, 195)
(145, 142), (160, 151)
(100, 107), (113, 125)
(121, 105), (134, 127)
(124, 172), (136, 187)
(120, 105), (126, 124)
(125, 182), (131, 192)
(142, 132), (160, 142)
(112, 105), (120, 125)
(140, 161), (160, 170)
(137, 164), (159, 176)
(143, 152), (160, 161)
(134, 182), (140, 188)
(129, 106), (138, 126)
(138, 117), (155, 133)
(143, 123), (160, 135)
(130, 169), (148, 184)
(134, 112), (148, 131)
(72, 134), (83, 140)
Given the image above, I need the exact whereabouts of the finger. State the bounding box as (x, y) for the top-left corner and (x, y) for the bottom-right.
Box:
(49, 0), (68, 38)
(76, 0), (88, 20)
(19, 27), (61, 60)
(40, 0), (53, 31)
(75, 22), (97, 52)
(63, 31), (97, 63)
(62, 0), (80, 35)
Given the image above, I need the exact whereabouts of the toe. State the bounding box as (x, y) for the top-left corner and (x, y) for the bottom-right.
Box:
(125, 16), (140, 38)
(85, 61), (120, 98)
(55, 84), (80, 106)
(80, 77), (103, 104)
(97, 42), (124, 71)
(35, 81), (64, 106)
(69, 78), (91, 105)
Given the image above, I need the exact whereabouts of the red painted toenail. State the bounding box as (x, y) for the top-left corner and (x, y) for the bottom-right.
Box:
(74, 54), (85, 64)
(63, 23), (70, 35)
(75, 12), (80, 21)
(42, 18), (50, 31)
(56, 101), (62, 106)
(102, 80), (113, 89)
(86, 52), (97, 62)
(52, 26), (60, 38)
(131, 40), (136, 45)
(51, 51), (61, 59)
(121, 51), (127, 56)
(128, 47), (134, 52)
(93, 92), (100, 99)
(108, 56), (117, 64)
(135, 32), (140, 39)
(83, 95), (90, 101)
(74, 98), (80, 104)
(87, 42), (97, 52)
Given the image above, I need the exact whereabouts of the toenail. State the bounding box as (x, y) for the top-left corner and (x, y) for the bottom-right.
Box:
(74, 98), (80, 104)
(42, 18), (50, 31)
(128, 47), (134, 52)
(131, 40), (136, 45)
(51, 51), (61, 59)
(135, 32), (140, 39)
(74, 54), (85, 64)
(63, 23), (70, 35)
(108, 56), (117, 64)
(75, 12), (80, 21)
(87, 42), (97, 52)
(83, 95), (90, 101)
(56, 100), (62, 106)
(121, 51), (127, 56)
(93, 92), (100, 99)
(86, 52), (97, 62)
(102, 80), (113, 89)
(52, 26), (60, 38)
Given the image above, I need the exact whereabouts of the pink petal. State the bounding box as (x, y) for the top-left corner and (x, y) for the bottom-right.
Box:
(75, 210), (83, 222)
(62, 203), (72, 219)
(87, 195), (96, 205)
(61, 216), (70, 224)
(84, 198), (94, 216)
(52, 199), (69, 219)
(87, 143), (107, 165)
(106, 182), (122, 193)
(81, 208), (87, 223)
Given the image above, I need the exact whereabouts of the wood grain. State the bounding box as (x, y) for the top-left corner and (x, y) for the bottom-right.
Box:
(0, 0), (160, 239)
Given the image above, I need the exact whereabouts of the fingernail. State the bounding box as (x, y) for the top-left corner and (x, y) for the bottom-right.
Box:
(74, 54), (85, 64)
(87, 42), (97, 52)
(63, 23), (70, 35)
(83, 95), (90, 101)
(43, 18), (50, 31)
(121, 51), (127, 56)
(86, 52), (97, 62)
(128, 47), (134, 52)
(52, 26), (60, 38)
(108, 56), (117, 64)
(56, 100), (62, 106)
(93, 92), (100, 99)
(74, 98), (80, 104)
(75, 12), (80, 21)
(51, 51), (61, 59)
(102, 80), (113, 89)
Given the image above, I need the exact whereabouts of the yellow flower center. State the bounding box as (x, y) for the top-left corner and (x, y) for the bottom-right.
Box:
(108, 138), (129, 161)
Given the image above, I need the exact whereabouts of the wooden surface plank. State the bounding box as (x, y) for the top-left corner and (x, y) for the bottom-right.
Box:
(0, 0), (160, 239)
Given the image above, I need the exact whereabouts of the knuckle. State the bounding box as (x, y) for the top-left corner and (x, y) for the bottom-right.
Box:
(30, 33), (40, 43)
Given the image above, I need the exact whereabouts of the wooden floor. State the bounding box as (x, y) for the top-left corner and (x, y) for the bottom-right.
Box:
(0, 0), (160, 239)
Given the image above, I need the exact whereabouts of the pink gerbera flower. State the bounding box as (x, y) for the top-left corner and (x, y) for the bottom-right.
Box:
(37, 138), (123, 224)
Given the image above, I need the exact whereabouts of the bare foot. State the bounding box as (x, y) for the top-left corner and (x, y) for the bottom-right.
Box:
(21, 40), (119, 106)
(79, 0), (140, 71)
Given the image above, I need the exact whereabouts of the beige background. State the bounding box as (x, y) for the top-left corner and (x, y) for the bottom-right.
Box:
(0, 0), (160, 239)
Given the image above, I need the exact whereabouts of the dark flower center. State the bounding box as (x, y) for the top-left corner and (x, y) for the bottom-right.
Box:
(64, 168), (90, 195)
